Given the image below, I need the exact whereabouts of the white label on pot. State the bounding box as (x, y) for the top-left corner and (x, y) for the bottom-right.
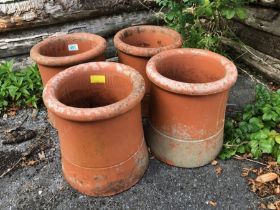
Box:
(68, 44), (79, 51)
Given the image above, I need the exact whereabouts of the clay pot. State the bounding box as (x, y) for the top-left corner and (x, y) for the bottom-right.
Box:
(30, 33), (106, 86)
(146, 48), (238, 168)
(43, 62), (149, 196)
(114, 25), (183, 117)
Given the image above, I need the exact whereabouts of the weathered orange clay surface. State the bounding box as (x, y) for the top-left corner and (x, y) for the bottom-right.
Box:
(43, 62), (149, 196)
(30, 33), (106, 127)
(146, 48), (238, 168)
(30, 33), (106, 86)
(114, 25), (183, 117)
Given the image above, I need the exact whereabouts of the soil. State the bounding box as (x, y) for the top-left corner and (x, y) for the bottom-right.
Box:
(0, 150), (22, 175)
(0, 71), (278, 209)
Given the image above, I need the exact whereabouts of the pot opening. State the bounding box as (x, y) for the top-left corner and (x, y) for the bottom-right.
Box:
(120, 28), (177, 48)
(56, 71), (132, 108)
(39, 38), (97, 57)
(156, 54), (226, 83)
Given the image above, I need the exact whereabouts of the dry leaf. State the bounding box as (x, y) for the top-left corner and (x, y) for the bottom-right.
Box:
(7, 111), (17, 116)
(246, 153), (253, 158)
(215, 166), (222, 176)
(31, 109), (38, 119)
(251, 184), (257, 193)
(38, 151), (45, 160)
(207, 200), (217, 207)
(259, 203), (266, 209)
(256, 173), (278, 183)
(241, 168), (251, 177)
(7, 106), (19, 116)
(234, 155), (245, 160)
(27, 160), (37, 166)
(211, 160), (218, 166)
(275, 185), (280, 194)
(259, 168), (263, 175)
(268, 162), (278, 166)
(274, 200), (280, 209)
(246, 164), (280, 199)
(58, 185), (64, 191)
(252, 169), (258, 174)
(267, 203), (276, 210)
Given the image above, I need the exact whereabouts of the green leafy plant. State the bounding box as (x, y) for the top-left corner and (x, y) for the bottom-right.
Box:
(0, 61), (43, 114)
(220, 85), (280, 163)
(156, 0), (252, 52)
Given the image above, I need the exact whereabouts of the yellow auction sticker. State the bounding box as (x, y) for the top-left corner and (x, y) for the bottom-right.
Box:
(90, 75), (106, 84)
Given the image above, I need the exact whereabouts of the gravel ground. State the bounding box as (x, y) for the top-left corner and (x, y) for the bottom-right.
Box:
(0, 73), (270, 210)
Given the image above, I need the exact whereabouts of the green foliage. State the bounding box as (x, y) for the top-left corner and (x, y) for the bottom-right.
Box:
(0, 61), (43, 113)
(220, 85), (280, 163)
(156, 0), (252, 52)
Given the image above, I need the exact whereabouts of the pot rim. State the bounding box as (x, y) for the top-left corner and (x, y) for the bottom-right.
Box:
(113, 25), (183, 57)
(30, 33), (106, 67)
(43, 62), (145, 122)
(146, 48), (238, 95)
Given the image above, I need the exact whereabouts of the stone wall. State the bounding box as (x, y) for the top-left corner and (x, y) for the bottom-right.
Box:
(0, 0), (156, 68)
(0, 0), (279, 83)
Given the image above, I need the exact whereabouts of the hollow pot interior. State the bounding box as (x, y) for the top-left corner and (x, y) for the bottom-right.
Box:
(117, 27), (181, 50)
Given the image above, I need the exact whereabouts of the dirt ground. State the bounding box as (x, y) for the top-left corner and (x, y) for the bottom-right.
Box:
(0, 72), (274, 210)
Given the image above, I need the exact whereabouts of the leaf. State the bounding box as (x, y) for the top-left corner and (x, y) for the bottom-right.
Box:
(204, 6), (213, 16)
(166, 11), (176, 20)
(259, 138), (274, 153)
(15, 92), (22, 100)
(8, 85), (18, 99)
(251, 147), (262, 158)
(17, 77), (24, 86)
(215, 166), (223, 176)
(237, 145), (245, 153)
(26, 160), (37, 166)
(255, 173), (278, 183)
(263, 113), (272, 121)
(202, 0), (210, 6)
(274, 107), (280, 114)
(241, 168), (251, 177)
(275, 135), (280, 144)
(277, 152), (280, 164)
(249, 140), (258, 149)
(211, 160), (218, 166)
(207, 200), (217, 207)
(219, 148), (236, 159)
(38, 151), (45, 160)
(0, 61), (42, 111)
(222, 8), (235, 19)
(3, 100), (8, 107)
(248, 124), (261, 133)
(240, 122), (249, 133)
(243, 112), (252, 121)
(236, 8), (247, 19)
(251, 130), (268, 140)
(267, 203), (277, 210)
